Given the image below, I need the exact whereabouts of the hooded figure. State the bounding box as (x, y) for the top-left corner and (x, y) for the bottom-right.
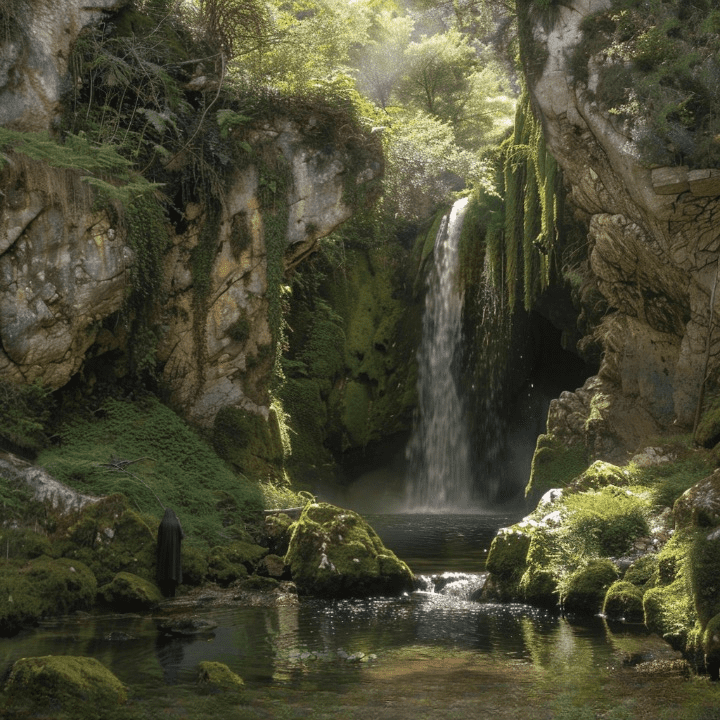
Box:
(157, 507), (184, 597)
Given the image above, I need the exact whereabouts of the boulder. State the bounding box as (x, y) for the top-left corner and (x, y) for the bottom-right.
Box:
(673, 470), (720, 529)
(157, 616), (218, 638)
(206, 541), (268, 587)
(2, 656), (126, 717)
(197, 661), (244, 695)
(561, 559), (619, 615)
(98, 571), (163, 611)
(603, 580), (644, 622)
(284, 502), (413, 597)
(0, 556), (96, 636)
(63, 495), (157, 586)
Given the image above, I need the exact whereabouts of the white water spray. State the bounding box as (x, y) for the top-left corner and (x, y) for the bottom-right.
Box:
(404, 198), (474, 512)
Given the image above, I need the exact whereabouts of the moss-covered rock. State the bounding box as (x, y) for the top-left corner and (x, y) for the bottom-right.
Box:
(562, 559), (619, 615)
(1, 655), (126, 717)
(99, 571), (163, 611)
(623, 554), (659, 590)
(603, 580), (644, 622)
(570, 460), (631, 492)
(642, 531), (698, 651)
(212, 405), (287, 483)
(284, 502), (413, 597)
(519, 531), (558, 608)
(207, 541), (267, 587)
(0, 527), (55, 560)
(265, 512), (295, 556)
(673, 470), (720, 529)
(526, 433), (588, 499)
(702, 612), (720, 679)
(197, 661), (244, 695)
(61, 494), (157, 586)
(486, 529), (531, 580)
(0, 556), (97, 636)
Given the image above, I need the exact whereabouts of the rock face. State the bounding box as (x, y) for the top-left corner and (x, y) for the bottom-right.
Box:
(0, 0), (382, 431)
(522, 0), (720, 461)
(0, 0), (130, 131)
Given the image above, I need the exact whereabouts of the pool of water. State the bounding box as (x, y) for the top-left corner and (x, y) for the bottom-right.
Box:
(2, 513), (714, 719)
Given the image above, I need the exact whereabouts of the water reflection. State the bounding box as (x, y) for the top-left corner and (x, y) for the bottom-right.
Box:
(0, 513), (672, 703)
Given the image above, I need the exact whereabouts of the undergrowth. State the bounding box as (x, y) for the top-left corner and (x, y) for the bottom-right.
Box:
(36, 396), (264, 550)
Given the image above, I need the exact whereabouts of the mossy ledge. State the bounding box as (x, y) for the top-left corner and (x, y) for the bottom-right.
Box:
(482, 442), (720, 676)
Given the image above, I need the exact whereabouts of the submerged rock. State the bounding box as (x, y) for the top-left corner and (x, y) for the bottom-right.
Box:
(284, 502), (414, 598)
(197, 661), (244, 695)
(157, 616), (218, 637)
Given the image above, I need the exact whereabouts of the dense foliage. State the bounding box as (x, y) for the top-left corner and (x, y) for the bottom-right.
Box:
(572, 0), (720, 168)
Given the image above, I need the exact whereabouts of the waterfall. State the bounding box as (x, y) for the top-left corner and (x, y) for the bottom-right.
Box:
(404, 197), (474, 512)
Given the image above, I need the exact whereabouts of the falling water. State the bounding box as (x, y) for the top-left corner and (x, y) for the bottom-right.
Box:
(404, 197), (474, 511)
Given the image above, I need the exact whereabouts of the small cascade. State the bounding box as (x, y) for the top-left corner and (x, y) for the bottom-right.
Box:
(404, 197), (474, 511)
(415, 572), (487, 602)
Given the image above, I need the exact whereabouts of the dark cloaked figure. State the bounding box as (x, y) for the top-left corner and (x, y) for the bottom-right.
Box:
(157, 507), (184, 597)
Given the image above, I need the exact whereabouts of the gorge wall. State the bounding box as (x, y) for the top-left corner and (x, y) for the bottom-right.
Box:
(0, 0), (382, 471)
(522, 0), (720, 467)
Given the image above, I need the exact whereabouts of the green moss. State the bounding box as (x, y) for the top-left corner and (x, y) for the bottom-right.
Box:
(561, 559), (619, 615)
(207, 541), (267, 587)
(603, 580), (644, 622)
(0, 557), (97, 636)
(37, 396), (265, 551)
(0, 379), (53, 454)
(99, 571), (163, 611)
(281, 377), (330, 468)
(197, 661), (245, 695)
(571, 460), (632, 491)
(623, 554), (658, 590)
(0, 527), (54, 560)
(180, 544), (208, 586)
(341, 380), (371, 448)
(212, 404), (286, 482)
(486, 530), (531, 579)
(238, 574), (280, 591)
(643, 530), (698, 651)
(2, 655), (126, 717)
(519, 531), (559, 607)
(563, 485), (649, 558)
(284, 502), (413, 597)
(62, 496), (157, 586)
(527, 434), (589, 498)
(702, 612), (720, 665)
(632, 448), (714, 510)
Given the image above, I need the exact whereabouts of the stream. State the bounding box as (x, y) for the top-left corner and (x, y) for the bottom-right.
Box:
(2, 513), (717, 719)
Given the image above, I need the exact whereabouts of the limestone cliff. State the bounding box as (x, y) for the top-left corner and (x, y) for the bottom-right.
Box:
(0, 0), (382, 446)
(521, 0), (720, 464)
